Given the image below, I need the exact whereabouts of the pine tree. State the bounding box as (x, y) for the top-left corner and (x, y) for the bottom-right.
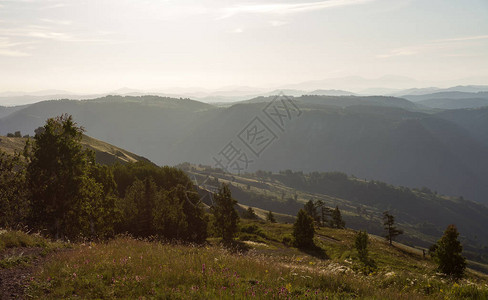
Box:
(331, 206), (345, 228)
(314, 199), (326, 226)
(243, 207), (258, 219)
(355, 231), (369, 263)
(293, 209), (315, 248)
(383, 211), (403, 245)
(266, 210), (276, 223)
(153, 185), (186, 240)
(212, 183), (239, 243)
(434, 224), (466, 278)
(304, 200), (317, 220)
(121, 177), (159, 236)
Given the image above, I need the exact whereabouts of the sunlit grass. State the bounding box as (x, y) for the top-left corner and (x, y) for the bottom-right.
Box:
(25, 227), (488, 299)
(0, 230), (65, 253)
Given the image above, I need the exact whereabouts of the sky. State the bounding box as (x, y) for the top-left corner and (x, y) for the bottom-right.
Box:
(0, 0), (487, 93)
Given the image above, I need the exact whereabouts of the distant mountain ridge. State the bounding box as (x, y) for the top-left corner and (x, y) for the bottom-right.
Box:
(402, 91), (488, 102)
(2, 84), (487, 106)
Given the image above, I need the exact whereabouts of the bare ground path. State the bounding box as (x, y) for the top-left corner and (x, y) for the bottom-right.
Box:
(0, 247), (67, 300)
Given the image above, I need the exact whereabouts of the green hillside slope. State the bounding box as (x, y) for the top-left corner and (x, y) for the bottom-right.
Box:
(181, 165), (488, 266)
(0, 134), (150, 165)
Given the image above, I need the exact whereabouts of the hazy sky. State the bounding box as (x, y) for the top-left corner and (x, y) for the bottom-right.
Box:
(0, 0), (487, 93)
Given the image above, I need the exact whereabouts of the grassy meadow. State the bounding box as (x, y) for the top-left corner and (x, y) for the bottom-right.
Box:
(6, 220), (485, 299)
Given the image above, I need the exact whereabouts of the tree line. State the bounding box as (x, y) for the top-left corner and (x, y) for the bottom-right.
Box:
(1, 115), (209, 243)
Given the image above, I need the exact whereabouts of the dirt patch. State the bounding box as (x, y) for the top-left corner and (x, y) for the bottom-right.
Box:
(0, 248), (66, 300)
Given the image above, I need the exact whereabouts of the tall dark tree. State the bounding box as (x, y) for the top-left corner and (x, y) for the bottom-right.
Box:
(331, 206), (345, 229)
(177, 185), (208, 243)
(383, 211), (403, 245)
(293, 209), (315, 248)
(212, 183), (239, 243)
(153, 185), (186, 240)
(26, 114), (105, 239)
(266, 210), (276, 223)
(314, 200), (325, 226)
(87, 164), (118, 238)
(0, 151), (29, 227)
(304, 200), (318, 222)
(433, 224), (466, 278)
(120, 177), (159, 236)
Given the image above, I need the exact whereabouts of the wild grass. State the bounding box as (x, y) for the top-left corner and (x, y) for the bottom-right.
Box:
(0, 229), (67, 268)
(0, 230), (63, 252)
(25, 221), (488, 299)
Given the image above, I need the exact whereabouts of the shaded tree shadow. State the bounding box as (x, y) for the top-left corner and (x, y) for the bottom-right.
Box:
(298, 244), (329, 260)
(221, 239), (251, 254)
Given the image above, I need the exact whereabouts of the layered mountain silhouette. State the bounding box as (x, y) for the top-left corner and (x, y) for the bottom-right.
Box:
(1, 94), (487, 204)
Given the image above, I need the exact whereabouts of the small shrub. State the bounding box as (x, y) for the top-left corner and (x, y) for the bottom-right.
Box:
(240, 224), (267, 238)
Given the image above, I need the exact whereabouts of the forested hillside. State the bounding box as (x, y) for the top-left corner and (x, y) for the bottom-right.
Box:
(1, 95), (487, 205)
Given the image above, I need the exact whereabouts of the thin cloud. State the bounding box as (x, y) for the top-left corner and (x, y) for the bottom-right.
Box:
(435, 35), (488, 43)
(0, 37), (31, 57)
(0, 25), (114, 43)
(377, 48), (418, 58)
(0, 49), (30, 57)
(44, 3), (69, 9)
(377, 34), (488, 58)
(40, 18), (72, 26)
(269, 20), (288, 27)
(218, 0), (375, 19)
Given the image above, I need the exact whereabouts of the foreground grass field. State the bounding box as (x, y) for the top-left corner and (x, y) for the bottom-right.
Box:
(13, 220), (487, 299)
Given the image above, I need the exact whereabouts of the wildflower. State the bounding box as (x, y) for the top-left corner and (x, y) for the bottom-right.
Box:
(285, 283), (292, 292)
